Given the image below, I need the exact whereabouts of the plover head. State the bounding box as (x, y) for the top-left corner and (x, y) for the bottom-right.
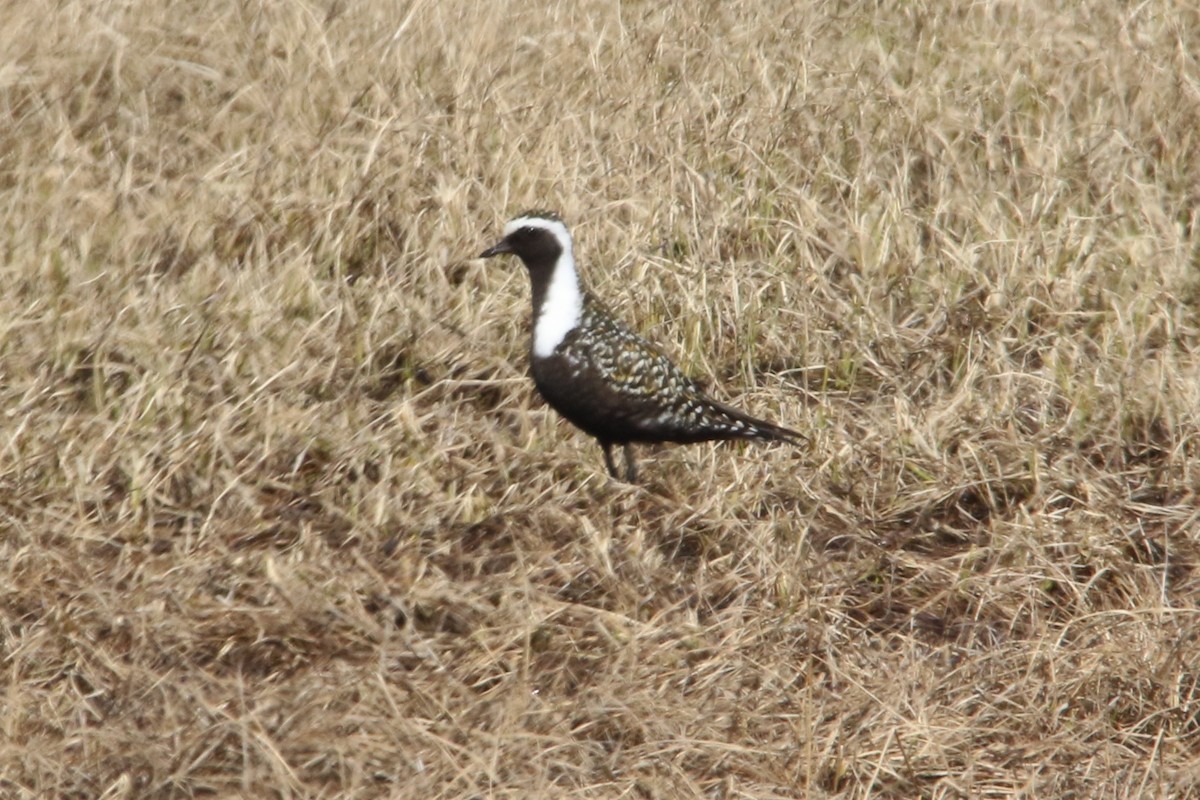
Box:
(479, 211), (572, 265)
(481, 211), (583, 358)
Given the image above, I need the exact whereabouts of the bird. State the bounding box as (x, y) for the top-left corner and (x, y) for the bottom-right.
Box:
(479, 210), (804, 482)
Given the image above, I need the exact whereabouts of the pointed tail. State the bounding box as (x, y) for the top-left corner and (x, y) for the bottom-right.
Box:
(702, 396), (807, 445)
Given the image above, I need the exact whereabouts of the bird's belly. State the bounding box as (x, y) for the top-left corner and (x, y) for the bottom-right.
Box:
(531, 356), (718, 445)
(531, 353), (642, 442)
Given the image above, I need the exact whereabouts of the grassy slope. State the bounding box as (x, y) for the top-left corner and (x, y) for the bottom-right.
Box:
(2, 0), (1199, 797)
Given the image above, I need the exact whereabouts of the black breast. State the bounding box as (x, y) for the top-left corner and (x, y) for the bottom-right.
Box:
(530, 349), (642, 443)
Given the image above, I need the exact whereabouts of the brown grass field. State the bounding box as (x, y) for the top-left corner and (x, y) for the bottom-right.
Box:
(3, 0), (1200, 797)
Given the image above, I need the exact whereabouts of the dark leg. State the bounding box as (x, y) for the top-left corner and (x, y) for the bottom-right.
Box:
(600, 441), (619, 478)
(622, 444), (638, 484)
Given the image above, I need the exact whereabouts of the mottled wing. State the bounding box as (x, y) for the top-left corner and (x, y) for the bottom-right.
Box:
(552, 295), (794, 443)
(574, 298), (702, 398)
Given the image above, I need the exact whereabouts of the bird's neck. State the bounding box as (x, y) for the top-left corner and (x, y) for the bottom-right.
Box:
(528, 247), (584, 358)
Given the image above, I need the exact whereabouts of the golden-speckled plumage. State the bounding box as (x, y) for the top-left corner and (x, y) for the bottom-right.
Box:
(480, 213), (804, 481)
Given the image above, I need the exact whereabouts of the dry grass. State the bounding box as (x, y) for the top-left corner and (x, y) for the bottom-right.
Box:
(3, 0), (1200, 797)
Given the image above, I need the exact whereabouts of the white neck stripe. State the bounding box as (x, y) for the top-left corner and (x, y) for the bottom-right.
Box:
(521, 220), (582, 358)
(532, 247), (583, 358)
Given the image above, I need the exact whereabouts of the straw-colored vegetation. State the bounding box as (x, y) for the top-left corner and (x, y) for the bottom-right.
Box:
(3, 0), (1199, 797)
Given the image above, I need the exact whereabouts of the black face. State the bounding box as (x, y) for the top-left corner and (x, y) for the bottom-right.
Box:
(480, 225), (562, 266)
